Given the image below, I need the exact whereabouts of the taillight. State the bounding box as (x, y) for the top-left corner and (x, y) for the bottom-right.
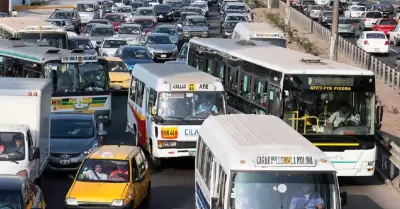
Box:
(16, 170), (28, 177)
(385, 41), (389, 45)
(364, 40), (369, 45)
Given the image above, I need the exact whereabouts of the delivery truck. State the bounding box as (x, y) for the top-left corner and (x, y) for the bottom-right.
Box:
(0, 78), (51, 185)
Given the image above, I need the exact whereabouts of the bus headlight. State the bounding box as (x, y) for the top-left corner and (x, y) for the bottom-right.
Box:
(362, 161), (374, 167)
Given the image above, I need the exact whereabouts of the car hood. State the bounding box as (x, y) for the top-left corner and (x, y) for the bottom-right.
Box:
(109, 72), (131, 82)
(147, 44), (176, 51)
(68, 182), (129, 202)
(51, 138), (95, 154)
(118, 34), (142, 39)
(100, 48), (118, 55)
(123, 59), (154, 70)
(182, 26), (208, 31)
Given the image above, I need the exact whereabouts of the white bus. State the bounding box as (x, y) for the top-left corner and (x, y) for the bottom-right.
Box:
(188, 38), (380, 177)
(0, 17), (68, 49)
(0, 39), (112, 126)
(127, 63), (226, 167)
(231, 22), (287, 48)
(195, 114), (347, 209)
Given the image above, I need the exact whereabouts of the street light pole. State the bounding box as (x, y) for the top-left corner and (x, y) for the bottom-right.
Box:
(285, 0), (291, 32)
(329, 0), (339, 61)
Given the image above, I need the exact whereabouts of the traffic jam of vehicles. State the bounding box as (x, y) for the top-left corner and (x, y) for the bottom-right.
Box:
(296, 0), (400, 57)
(0, 0), (384, 208)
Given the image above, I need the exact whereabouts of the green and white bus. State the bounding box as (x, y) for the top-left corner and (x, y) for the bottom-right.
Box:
(0, 39), (112, 126)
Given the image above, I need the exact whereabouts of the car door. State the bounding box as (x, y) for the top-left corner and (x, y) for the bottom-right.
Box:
(130, 158), (141, 209)
(134, 151), (148, 202)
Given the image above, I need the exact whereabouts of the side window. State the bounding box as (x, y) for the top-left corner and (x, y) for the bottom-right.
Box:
(146, 88), (157, 115)
(196, 136), (203, 169)
(205, 150), (213, 189)
(131, 158), (138, 179)
(129, 77), (137, 101)
(228, 67), (238, 93)
(135, 153), (146, 177)
(134, 80), (145, 107)
(240, 73), (252, 99)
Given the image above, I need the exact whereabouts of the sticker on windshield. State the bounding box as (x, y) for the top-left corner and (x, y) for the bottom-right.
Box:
(230, 188), (236, 198)
(186, 93), (193, 97)
(277, 184), (287, 193)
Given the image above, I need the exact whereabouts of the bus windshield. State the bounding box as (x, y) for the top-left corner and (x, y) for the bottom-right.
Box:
(18, 32), (67, 49)
(157, 91), (225, 119)
(282, 75), (374, 135)
(44, 62), (108, 93)
(250, 37), (287, 48)
(229, 171), (338, 209)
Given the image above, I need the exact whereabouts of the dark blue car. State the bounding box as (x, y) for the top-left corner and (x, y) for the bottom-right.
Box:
(115, 45), (154, 71)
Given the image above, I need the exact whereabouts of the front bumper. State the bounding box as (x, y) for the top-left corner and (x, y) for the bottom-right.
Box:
(64, 203), (133, 209)
(46, 153), (85, 172)
(152, 52), (177, 60)
(182, 32), (209, 39)
(152, 141), (197, 158)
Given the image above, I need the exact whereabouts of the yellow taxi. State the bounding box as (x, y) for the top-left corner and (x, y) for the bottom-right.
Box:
(0, 175), (46, 209)
(64, 145), (151, 209)
(106, 57), (131, 91)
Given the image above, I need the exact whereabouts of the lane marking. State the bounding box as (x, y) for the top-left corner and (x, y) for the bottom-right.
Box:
(390, 48), (399, 53)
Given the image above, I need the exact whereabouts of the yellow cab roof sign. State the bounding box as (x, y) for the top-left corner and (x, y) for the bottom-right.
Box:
(101, 152), (114, 158)
(25, 26), (58, 31)
(253, 32), (285, 39)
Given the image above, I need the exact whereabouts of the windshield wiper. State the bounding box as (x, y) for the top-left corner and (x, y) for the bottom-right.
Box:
(185, 116), (206, 120)
(164, 116), (185, 120)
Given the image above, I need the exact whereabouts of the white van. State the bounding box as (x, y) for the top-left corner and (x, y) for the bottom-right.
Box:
(195, 114), (347, 209)
(232, 22), (287, 48)
(126, 63), (226, 168)
(0, 78), (51, 185)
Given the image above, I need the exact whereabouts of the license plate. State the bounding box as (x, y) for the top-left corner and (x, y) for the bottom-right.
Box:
(59, 159), (71, 165)
(159, 15), (163, 18)
(161, 127), (178, 139)
(374, 48), (380, 52)
(189, 150), (196, 156)
(193, 36), (198, 38)
(161, 54), (166, 58)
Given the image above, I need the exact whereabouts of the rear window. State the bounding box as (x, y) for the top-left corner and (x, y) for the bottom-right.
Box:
(366, 33), (386, 39)
(379, 19), (397, 25)
(323, 11), (333, 16)
(302, 1), (315, 5)
(339, 19), (352, 24)
(366, 12), (382, 18)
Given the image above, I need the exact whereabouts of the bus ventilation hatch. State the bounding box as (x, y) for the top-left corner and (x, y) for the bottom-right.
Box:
(46, 49), (61, 54)
(236, 40), (256, 46)
(71, 49), (85, 53)
(301, 58), (322, 64)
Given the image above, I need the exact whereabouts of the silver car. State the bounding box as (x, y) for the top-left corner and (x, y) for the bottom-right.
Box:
(46, 113), (107, 172)
(114, 6), (134, 22)
(76, 2), (99, 24)
(87, 24), (116, 47)
(338, 18), (356, 37)
(306, 5), (327, 20)
(143, 33), (178, 61)
(98, 37), (128, 56)
(152, 24), (180, 44)
(117, 24), (143, 45)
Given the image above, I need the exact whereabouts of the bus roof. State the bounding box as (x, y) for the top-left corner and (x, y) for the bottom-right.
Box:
(0, 78), (51, 93)
(199, 114), (336, 172)
(235, 22), (284, 34)
(189, 38), (374, 76)
(132, 63), (224, 91)
(0, 39), (101, 63)
(0, 17), (64, 32)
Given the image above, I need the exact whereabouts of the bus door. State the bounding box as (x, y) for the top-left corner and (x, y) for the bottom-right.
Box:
(144, 86), (154, 151)
(267, 83), (281, 117)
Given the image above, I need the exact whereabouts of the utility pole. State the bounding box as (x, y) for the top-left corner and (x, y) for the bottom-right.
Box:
(285, 0), (291, 32)
(8, 0), (12, 17)
(330, 0), (339, 61)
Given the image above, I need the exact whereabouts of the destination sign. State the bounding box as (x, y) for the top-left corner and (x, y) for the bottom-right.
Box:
(25, 26), (58, 31)
(170, 83), (215, 91)
(253, 33), (284, 38)
(61, 55), (98, 63)
(309, 86), (352, 91)
(308, 77), (354, 86)
(255, 155), (316, 167)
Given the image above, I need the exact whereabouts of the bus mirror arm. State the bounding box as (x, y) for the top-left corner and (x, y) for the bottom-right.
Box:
(211, 197), (219, 209)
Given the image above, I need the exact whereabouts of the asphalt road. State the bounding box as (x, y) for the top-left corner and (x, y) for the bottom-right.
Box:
(21, 0), (400, 208)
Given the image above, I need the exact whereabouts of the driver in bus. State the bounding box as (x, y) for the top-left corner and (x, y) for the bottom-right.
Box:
(196, 95), (218, 114)
(328, 101), (360, 128)
(290, 184), (324, 209)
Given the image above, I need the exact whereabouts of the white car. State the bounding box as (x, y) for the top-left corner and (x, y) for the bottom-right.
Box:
(344, 5), (366, 19)
(359, 11), (383, 31)
(356, 31), (389, 56)
(98, 37), (128, 56)
(191, 1), (209, 16)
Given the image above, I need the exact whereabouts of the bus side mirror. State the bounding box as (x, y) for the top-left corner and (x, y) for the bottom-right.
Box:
(340, 192), (347, 206)
(376, 105), (383, 130)
(211, 197), (219, 209)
